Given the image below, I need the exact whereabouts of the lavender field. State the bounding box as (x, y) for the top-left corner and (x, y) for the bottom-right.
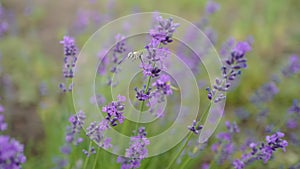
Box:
(0, 0), (300, 169)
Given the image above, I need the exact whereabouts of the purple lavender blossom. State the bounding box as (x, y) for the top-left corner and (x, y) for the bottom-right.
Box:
(233, 132), (288, 169)
(135, 85), (152, 101)
(59, 36), (78, 92)
(150, 16), (179, 44)
(282, 55), (300, 77)
(140, 63), (161, 78)
(288, 99), (300, 115)
(102, 95), (126, 126)
(90, 94), (106, 106)
(0, 136), (26, 169)
(207, 41), (252, 102)
(286, 119), (298, 129)
(211, 121), (240, 164)
(250, 81), (279, 105)
(0, 114), (7, 131)
(107, 34), (127, 86)
(65, 110), (86, 144)
(220, 37), (235, 56)
(85, 120), (112, 149)
(0, 6), (8, 37)
(152, 74), (173, 96)
(188, 120), (203, 134)
(117, 127), (150, 169)
(60, 36), (78, 78)
(205, 0), (220, 15)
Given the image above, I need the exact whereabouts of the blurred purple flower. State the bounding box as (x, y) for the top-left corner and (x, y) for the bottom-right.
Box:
(250, 81), (279, 105)
(288, 99), (300, 115)
(117, 127), (150, 169)
(220, 37), (235, 56)
(0, 114), (7, 131)
(282, 55), (300, 77)
(205, 0), (220, 15)
(286, 119), (298, 129)
(0, 136), (26, 169)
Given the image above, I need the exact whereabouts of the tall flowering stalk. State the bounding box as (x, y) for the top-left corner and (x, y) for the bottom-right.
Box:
(167, 41), (252, 169)
(59, 36), (78, 92)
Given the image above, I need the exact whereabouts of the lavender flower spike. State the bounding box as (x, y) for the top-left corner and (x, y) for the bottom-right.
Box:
(117, 127), (150, 169)
(233, 132), (288, 169)
(59, 36), (78, 92)
(150, 16), (179, 44)
(207, 41), (252, 102)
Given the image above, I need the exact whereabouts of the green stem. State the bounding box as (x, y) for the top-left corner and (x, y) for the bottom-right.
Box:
(209, 160), (218, 169)
(83, 141), (93, 169)
(166, 133), (193, 169)
(179, 157), (191, 169)
(166, 101), (212, 169)
(92, 147), (100, 169)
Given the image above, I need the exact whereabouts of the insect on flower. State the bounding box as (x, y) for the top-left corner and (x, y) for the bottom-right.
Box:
(127, 49), (145, 62)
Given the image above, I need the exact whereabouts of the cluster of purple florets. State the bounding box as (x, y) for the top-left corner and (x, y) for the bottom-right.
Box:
(233, 132), (288, 169)
(207, 41), (252, 103)
(0, 113), (26, 169)
(117, 127), (150, 169)
(102, 95), (126, 126)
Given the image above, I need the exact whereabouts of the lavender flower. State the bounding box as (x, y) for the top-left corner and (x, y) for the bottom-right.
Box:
(288, 99), (300, 115)
(207, 41), (252, 102)
(107, 34), (127, 86)
(117, 127), (150, 169)
(0, 5), (8, 37)
(205, 0), (220, 15)
(65, 110), (86, 144)
(59, 36), (78, 92)
(188, 120), (203, 134)
(135, 85), (152, 101)
(0, 113), (7, 131)
(140, 63), (161, 78)
(211, 121), (239, 164)
(150, 16), (179, 44)
(102, 95), (126, 126)
(250, 81), (279, 105)
(0, 136), (26, 169)
(85, 121), (112, 149)
(282, 55), (300, 77)
(152, 74), (173, 96)
(0, 107), (26, 168)
(233, 132), (288, 169)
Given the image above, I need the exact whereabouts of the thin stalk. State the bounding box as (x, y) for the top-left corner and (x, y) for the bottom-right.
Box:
(166, 101), (212, 169)
(92, 147), (100, 169)
(179, 157), (191, 169)
(166, 133), (193, 169)
(83, 140), (93, 169)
